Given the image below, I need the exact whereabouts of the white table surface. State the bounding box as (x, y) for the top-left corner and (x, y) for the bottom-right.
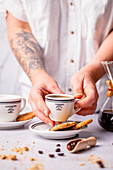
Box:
(0, 113), (113, 170)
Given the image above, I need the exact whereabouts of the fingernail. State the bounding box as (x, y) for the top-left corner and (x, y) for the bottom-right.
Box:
(74, 103), (79, 108)
(74, 93), (83, 98)
(49, 122), (53, 126)
(44, 110), (48, 116)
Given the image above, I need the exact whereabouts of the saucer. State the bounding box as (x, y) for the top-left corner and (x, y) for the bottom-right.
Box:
(0, 119), (32, 130)
(29, 121), (87, 139)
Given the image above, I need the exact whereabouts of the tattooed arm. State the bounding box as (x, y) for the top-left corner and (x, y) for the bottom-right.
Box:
(6, 12), (44, 83)
(6, 12), (63, 126)
(10, 30), (44, 80)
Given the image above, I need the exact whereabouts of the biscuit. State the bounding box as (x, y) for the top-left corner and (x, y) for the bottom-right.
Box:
(16, 112), (35, 121)
(50, 121), (77, 131)
(71, 119), (93, 130)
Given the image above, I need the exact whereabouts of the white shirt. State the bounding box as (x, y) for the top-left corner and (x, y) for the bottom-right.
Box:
(1, 0), (113, 111)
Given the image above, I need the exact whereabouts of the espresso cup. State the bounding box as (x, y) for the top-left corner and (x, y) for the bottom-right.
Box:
(0, 95), (26, 122)
(45, 94), (80, 122)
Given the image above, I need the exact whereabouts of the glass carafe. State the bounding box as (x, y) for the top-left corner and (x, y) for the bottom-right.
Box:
(98, 61), (113, 132)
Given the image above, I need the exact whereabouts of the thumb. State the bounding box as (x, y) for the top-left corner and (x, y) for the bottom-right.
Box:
(72, 79), (83, 99)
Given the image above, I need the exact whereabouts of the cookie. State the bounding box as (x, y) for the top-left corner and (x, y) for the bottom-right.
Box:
(50, 121), (77, 131)
(71, 119), (93, 130)
(16, 112), (35, 121)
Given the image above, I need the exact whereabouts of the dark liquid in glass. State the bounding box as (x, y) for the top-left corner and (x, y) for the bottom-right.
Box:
(98, 110), (113, 132)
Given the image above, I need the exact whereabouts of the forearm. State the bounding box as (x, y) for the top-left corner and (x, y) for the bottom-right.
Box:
(8, 28), (45, 84)
(82, 31), (113, 82)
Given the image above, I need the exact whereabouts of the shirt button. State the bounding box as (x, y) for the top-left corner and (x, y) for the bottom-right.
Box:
(71, 31), (74, 34)
(70, 2), (73, 6)
(68, 88), (72, 92)
(70, 59), (74, 63)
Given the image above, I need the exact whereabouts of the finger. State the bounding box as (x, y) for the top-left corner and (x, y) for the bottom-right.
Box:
(75, 87), (98, 108)
(75, 108), (95, 116)
(45, 81), (64, 94)
(75, 103), (97, 116)
(29, 89), (50, 116)
(29, 99), (55, 126)
(71, 79), (83, 99)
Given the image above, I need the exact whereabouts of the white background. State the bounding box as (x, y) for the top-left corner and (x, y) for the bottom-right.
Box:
(0, 17), (23, 95)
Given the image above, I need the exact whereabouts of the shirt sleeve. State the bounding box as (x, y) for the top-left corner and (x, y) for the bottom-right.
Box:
(0, 0), (27, 22)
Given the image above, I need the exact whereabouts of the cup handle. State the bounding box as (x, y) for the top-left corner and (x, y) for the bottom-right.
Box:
(70, 99), (81, 116)
(19, 98), (26, 112)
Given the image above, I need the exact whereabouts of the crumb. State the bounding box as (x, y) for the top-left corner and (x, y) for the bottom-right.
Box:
(29, 163), (43, 170)
(6, 141), (8, 143)
(24, 147), (29, 151)
(23, 155), (27, 159)
(12, 146), (29, 154)
(1, 148), (4, 150)
(0, 154), (17, 161)
(30, 157), (35, 161)
(17, 141), (19, 143)
(87, 155), (105, 167)
(0, 155), (7, 159)
(80, 163), (85, 166)
(8, 155), (17, 161)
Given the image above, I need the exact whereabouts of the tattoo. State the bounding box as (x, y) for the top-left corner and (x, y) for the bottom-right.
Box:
(10, 30), (44, 79)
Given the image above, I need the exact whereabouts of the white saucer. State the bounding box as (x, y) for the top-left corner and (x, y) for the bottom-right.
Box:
(29, 121), (87, 139)
(0, 119), (32, 130)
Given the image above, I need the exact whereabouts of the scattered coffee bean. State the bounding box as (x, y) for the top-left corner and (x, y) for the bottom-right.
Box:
(56, 144), (61, 147)
(48, 154), (55, 158)
(75, 134), (79, 138)
(96, 160), (105, 168)
(58, 153), (64, 156)
(38, 150), (43, 154)
(55, 148), (61, 152)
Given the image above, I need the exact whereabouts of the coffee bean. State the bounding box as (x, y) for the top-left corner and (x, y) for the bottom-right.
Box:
(58, 153), (64, 156)
(56, 144), (61, 147)
(67, 144), (72, 151)
(96, 160), (105, 168)
(55, 148), (61, 152)
(49, 154), (55, 158)
(71, 141), (76, 146)
(38, 150), (43, 154)
(75, 134), (79, 138)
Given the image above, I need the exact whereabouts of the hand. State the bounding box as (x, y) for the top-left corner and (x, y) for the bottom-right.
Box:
(71, 67), (99, 116)
(28, 70), (64, 126)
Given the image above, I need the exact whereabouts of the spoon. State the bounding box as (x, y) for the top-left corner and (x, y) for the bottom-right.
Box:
(66, 136), (97, 153)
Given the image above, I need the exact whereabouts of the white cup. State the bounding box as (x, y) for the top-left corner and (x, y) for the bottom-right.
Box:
(45, 94), (80, 122)
(0, 95), (26, 122)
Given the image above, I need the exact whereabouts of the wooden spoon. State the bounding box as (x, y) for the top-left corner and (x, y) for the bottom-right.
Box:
(66, 136), (97, 153)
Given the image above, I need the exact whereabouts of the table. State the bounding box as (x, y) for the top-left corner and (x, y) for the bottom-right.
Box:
(0, 114), (113, 170)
